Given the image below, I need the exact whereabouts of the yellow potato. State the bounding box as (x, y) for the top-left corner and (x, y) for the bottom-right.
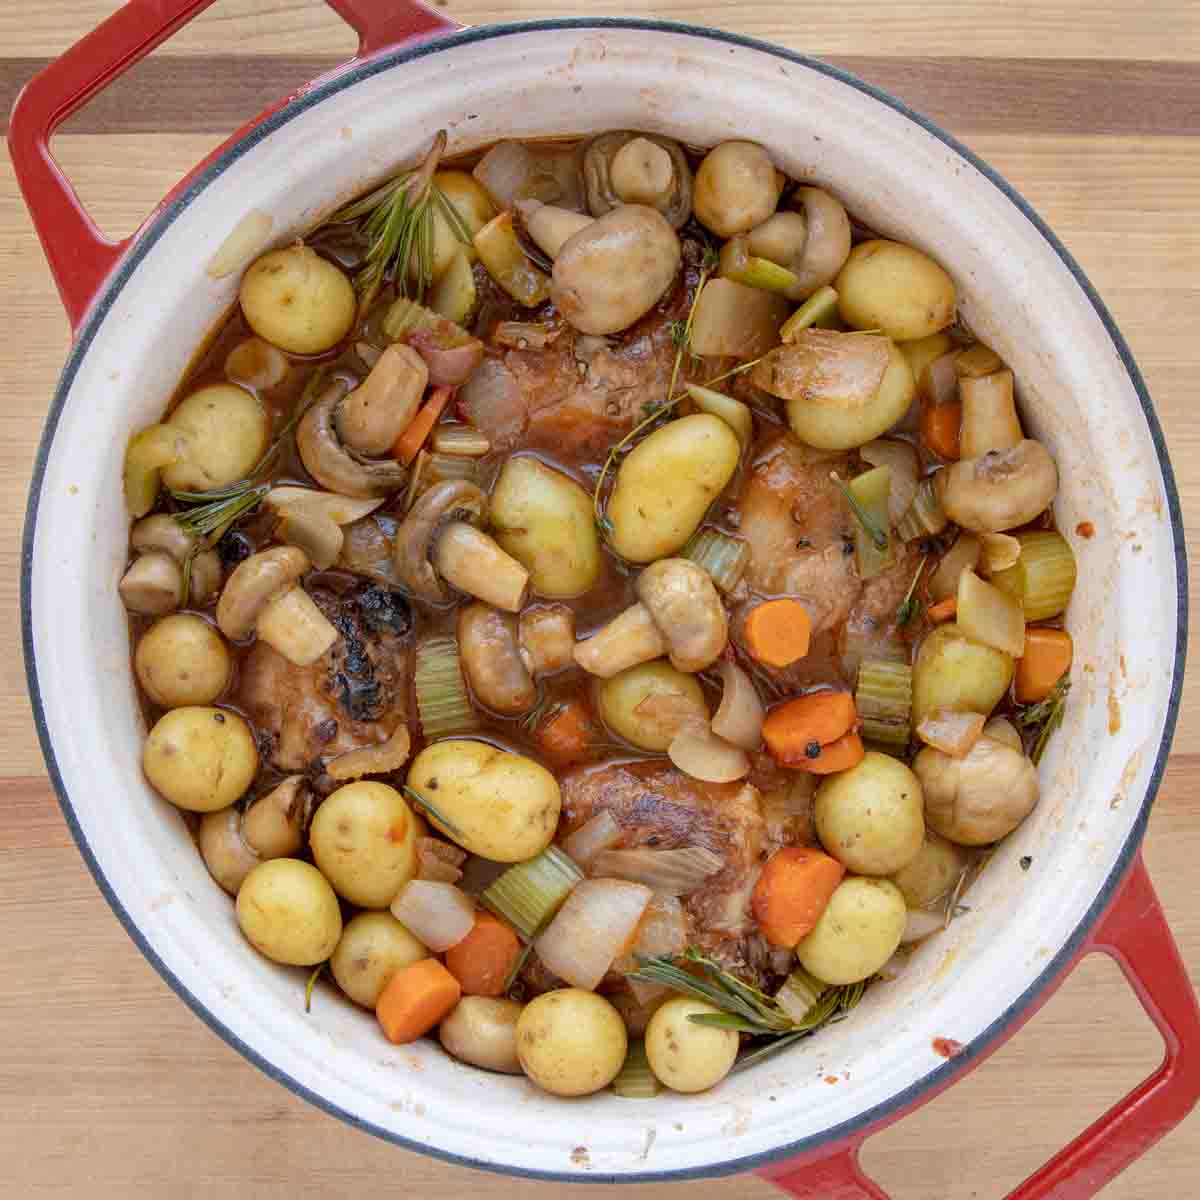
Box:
(236, 858), (342, 967)
(595, 659), (707, 751)
(645, 997), (738, 1093)
(490, 456), (601, 598)
(309, 781), (420, 908)
(815, 752), (925, 876)
(406, 741), (560, 862)
(135, 614), (232, 708)
(796, 877), (907, 985)
(912, 623), (1014, 726)
(607, 414), (740, 563)
(889, 831), (968, 908)
(330, 911), (428, 1009)
(161, 385), (269, 491)
(439, 996), (524, 1074)
(239, 244), (356, 354)
(142, 706), (258, 812)
(786, 342), (914, 451)
(516, 988), (627, 1096)
(835, 239), (956, 341)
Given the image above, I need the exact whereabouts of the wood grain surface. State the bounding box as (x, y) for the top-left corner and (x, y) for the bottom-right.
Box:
(2, 3), (1197, 1197)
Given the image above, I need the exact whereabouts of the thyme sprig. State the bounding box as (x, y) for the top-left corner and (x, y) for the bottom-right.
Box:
(830, 471), (889, 551)
(896, 555), (929, 626)
(1014, 675), (1071, 765)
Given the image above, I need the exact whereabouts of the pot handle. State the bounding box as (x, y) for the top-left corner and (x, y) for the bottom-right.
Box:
(6, 0), (460, 332)
(758, 853), (1200, 1200)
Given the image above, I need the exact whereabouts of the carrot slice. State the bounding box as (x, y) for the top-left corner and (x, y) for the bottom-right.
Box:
(795, 731), (866, 775)
(375, 957), (461, 1044)
(394, 385), (453, 465)
(744, 598), (813, 668)
(927, 595), (958, 623)
(1014, 627), (1073, 704)
(534, 698), (596, 768)
(751, 847), (846, 947)
(762, 691), (857, 767)
(921, 400), (962, 461)
(445, 912), (520, 997)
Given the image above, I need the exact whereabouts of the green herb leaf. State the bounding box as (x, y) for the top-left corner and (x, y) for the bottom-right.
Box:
(1013, 675), (1070, 765)
(401, 783), (461, 836)
(896, 555), (928, 626)
(830, 471), (889, 551)
(304, 961), (326, 1013)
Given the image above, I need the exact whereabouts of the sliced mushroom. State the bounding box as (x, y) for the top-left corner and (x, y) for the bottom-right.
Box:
(551, 205), (682, 335)
(296, 383), (407, 498)
(336, 344), (428, 456)
(583, 131), (693, 229)
(391, 480), (529, 611)
(786, 186), (852, 300)
(458, 603), (537, 716)
(573, 559), (727, 678)
(935, 439), (1058, 533)
(216, 545), (338, 666)
(198, 807), (260, 895)
(123, 513), (223, 609)
(119, 551), (184, 615)
(518, 604), (576, 675)
(265, 486), (386, 570)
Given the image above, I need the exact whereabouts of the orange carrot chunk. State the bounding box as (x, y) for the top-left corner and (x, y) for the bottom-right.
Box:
(762, 691), (858, 767)
(744, 598), (813, 668)
(796, 731), (866, 775)
(751, 847), (847, 947)
(534, 698), (596, 768)
(1015, 627), (1073, 704)
(921, 400), (962, 461)
(926, 595), (958, 624)
(445, 912), (521, 997)
(394, 385), (453, 465)
(376, 957), (461, 1044)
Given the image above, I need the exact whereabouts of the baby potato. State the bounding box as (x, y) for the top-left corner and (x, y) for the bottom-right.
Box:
(607, 414), (740, 563)
(645, 997), (739, 1094)
(889, 831), (968, 908)
(795, 876), (907, 985)
(596, 659), (707, 751)
(912, 623), (1014, 727)
(407, 741), (560, 862)
(310, 781), (420, 908)
(440, 996), (524, 1074)
(693, 141), (780, 237)
(835, 239), (956, 342)
(490, 456), (601, 598)
(135, 614), (232, 708)
(815, 752), (925, 876)
(330, 911), (428, 1009)
(236, 858), (342, 966)
(143, 706), (258, 812)
(786, 341), (915, 451)
(516, 988), (627, 1096)
(239, 244), (356, 354)
(161, 385), (269, 491)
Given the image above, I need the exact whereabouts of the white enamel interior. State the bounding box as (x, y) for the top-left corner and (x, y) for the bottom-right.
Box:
(26, 24), (1181, 1181)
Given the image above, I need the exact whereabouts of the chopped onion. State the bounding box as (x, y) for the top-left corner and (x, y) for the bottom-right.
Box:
(206, 209), (272, 279)
(750, 329), (891, 409)
(668, 725), (750, 783)
(916, 706), (986, 757)
(861, 438), (920, 526)
(929, 532), (981, 602)
(534, 878), (652, 990)
(689, 278), (791, 359)
(901, 907), (946, 945)
(615, 894), (688, 1005)
(563, 811), (622, 868)
(416, 836), (468, 884)
(979, 532), (1022, 575)
(923, 350), (960, 407)
(591, 846), (723, 895)
(390, 880), (475, 952)
(633, 691), (709, 741)
(956, 568), (1026, 657)
(712, 660), (765, 750)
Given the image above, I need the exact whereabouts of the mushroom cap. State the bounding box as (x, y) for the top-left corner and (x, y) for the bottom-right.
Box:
(583, 131), (693, 229)
(392, 479), (487, 604)
(787, 186), (852, 300)
(458, 602), (536, 717)
(296, 384), (408, 499)
(935, 439), (1059, 533)
(130, 513), (197, 562)
(635, 558), (728, 673)
(217, 545), (310, 641)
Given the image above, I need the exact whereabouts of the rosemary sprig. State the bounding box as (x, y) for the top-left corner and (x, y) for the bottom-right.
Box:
(401, 783), (461, 837)
(896, 555), (928, 626)
(172, 483), (269, 540)
(1013, 675), (1071, 765)
(830, 471), (888, 550)
(943, 865), (971, 931)
(503, 941), (533, 994)
(520, 694), (563, 733)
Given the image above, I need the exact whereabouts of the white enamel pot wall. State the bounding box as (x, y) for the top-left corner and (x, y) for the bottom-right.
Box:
(11, 2), (1199, 1195)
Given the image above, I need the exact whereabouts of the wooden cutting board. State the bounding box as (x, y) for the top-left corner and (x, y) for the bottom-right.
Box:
(0, 3), (1196, 1196)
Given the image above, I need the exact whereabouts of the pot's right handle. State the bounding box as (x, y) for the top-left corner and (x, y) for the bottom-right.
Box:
(7, 0), (460, 331)
(758, 854), (1200, 1200)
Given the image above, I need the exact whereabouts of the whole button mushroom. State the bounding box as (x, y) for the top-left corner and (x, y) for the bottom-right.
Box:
(582, 131), (693, 229)
(392, 480), (530, 613)
(216, 545), (338, 666)
(573, 558), (727, 678)
(693, 140), (782, 238)
(934, 440), (1059, 533)
(119, 513), (223, 615)
(550, 205), (682, 336)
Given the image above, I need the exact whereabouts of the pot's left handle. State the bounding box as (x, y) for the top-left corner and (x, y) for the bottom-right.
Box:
(7, 0), (460, 333)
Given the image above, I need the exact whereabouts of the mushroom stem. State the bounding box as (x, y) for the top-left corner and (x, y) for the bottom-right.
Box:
(119, 552), (183, 615)
(959, 369), (1022, 459)
(432, 522), (530, 613)
(610, 138), (674, 205)
(518, 200), (594, 260)
(572, 602), (666, 678)
(256, 585), (339, 666)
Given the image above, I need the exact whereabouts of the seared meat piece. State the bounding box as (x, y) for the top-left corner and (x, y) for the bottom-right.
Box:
(846, 539), (922, 636)
(558, 760), (775, 985)
(238, 580), (412, 771)
(736, 433), (861, 633)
